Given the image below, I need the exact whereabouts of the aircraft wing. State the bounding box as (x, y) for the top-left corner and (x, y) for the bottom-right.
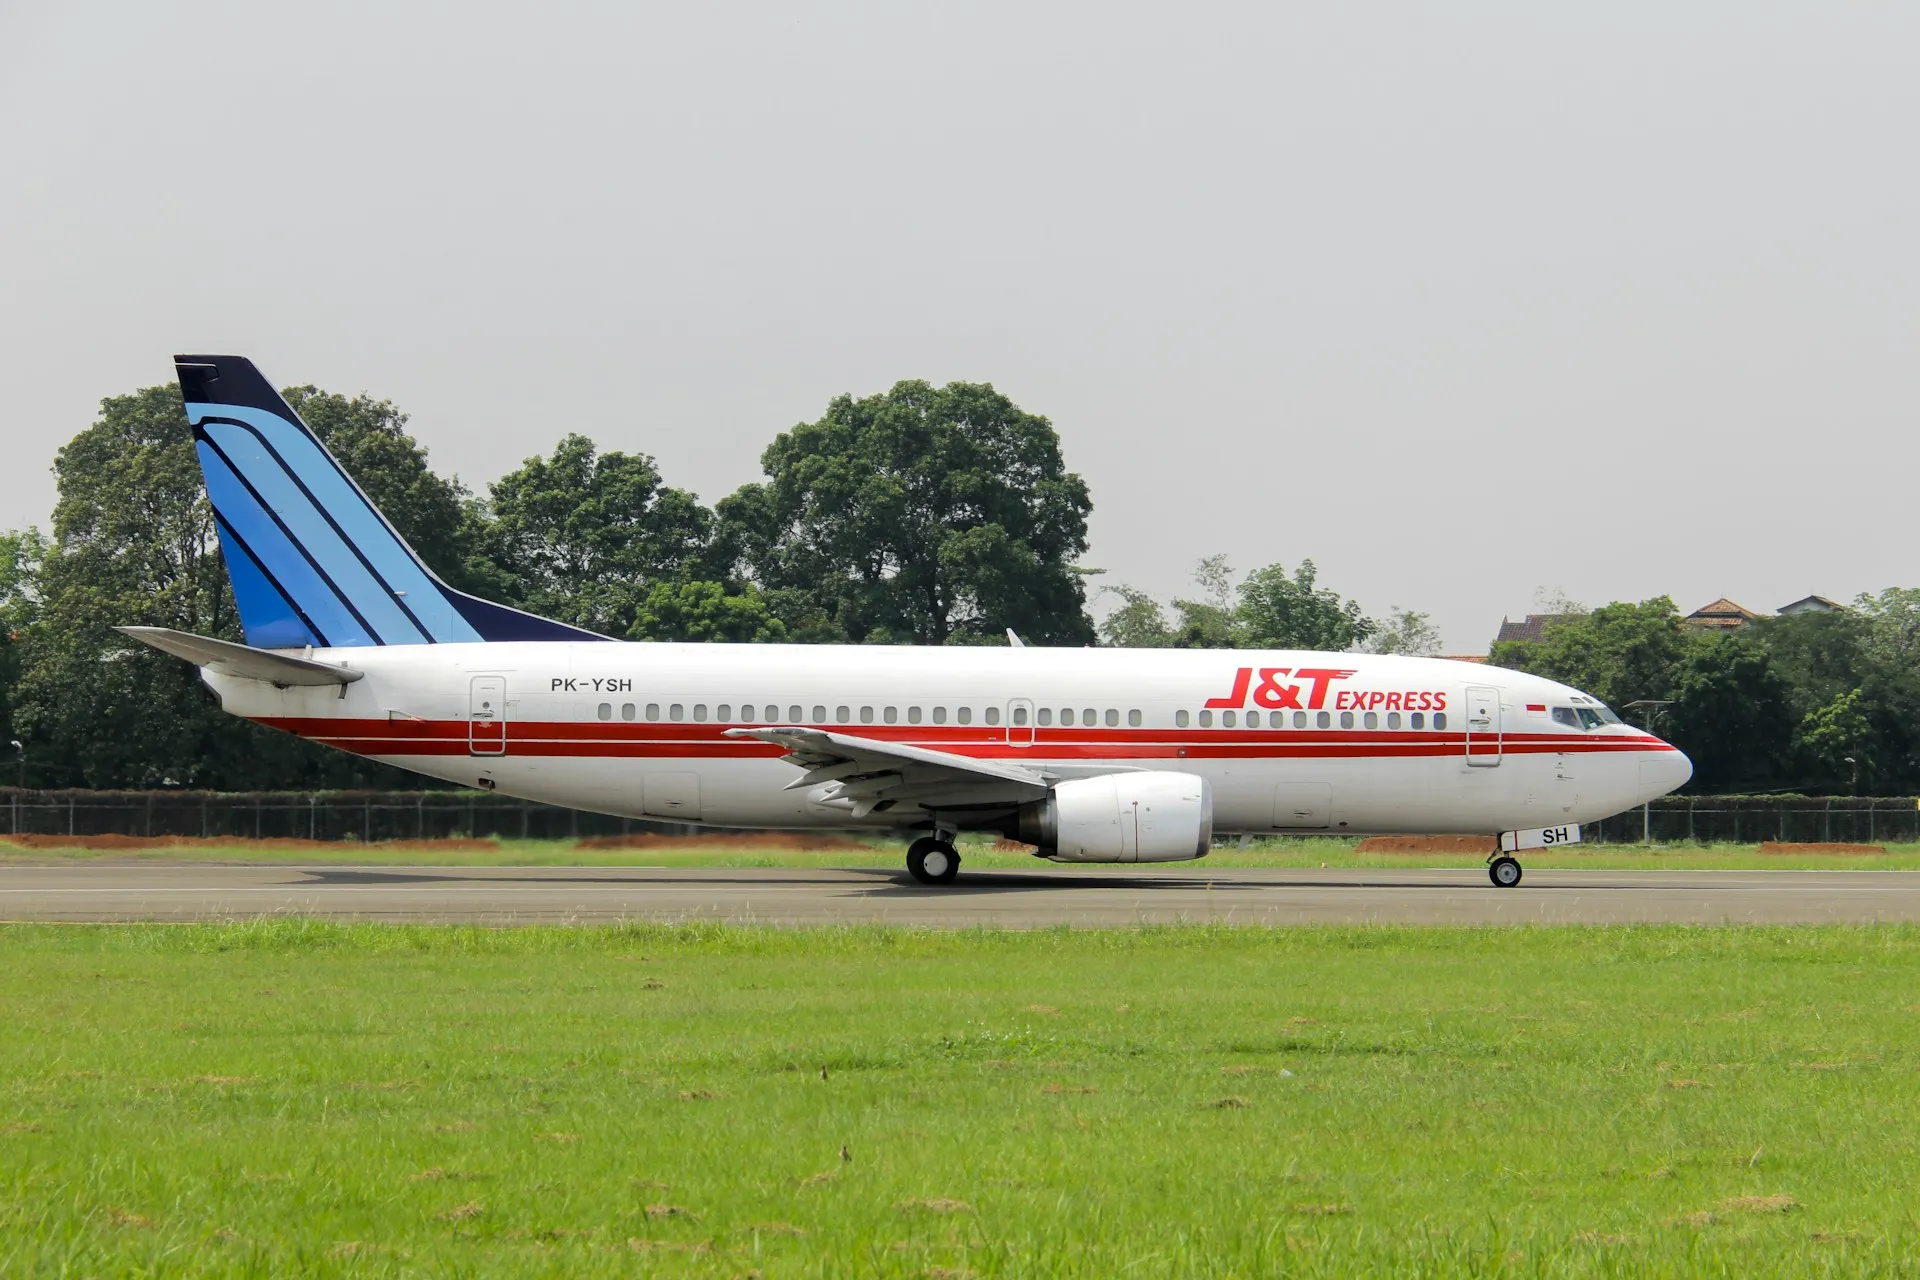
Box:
(722, 727), (1050, 819)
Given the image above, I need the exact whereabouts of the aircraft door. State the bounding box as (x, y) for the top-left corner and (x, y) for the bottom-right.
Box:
(468, 676), (507, 756)
(1464, 685), (1502, 767)
(1007, 699), (1035, 747)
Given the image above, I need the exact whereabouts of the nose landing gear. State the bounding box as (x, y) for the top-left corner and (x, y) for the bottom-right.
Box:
(1488, 854), (1523, 888)
(906, 836), (961, 885)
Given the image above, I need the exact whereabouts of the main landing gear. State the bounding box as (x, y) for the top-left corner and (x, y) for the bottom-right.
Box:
(906, 836), (961, 885)
(1487, 854), (1523, 888)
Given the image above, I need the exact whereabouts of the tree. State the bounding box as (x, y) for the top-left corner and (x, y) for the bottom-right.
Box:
(1097, 584), (1173, 648)
(1796, 688), (1875, 793)
(1234, 559), (1377, 651)
(479, 434), (718, 636)
(631, 581), (788, 644)
(1367, 607), (1443, 657)
(1101, 554), (1380, 651)
(1491, 597), (1694, 710)
(717, 380), (1095, 645)
(0, 527), (48, 759)
(1663, 634), (1794, 792)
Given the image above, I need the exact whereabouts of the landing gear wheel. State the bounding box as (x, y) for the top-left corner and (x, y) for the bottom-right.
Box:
(1488, 855), (1523, 888)
(906, 837), (961, 885)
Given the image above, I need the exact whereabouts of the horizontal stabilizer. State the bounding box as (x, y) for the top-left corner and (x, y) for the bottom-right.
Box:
(116, 626), (364, 687)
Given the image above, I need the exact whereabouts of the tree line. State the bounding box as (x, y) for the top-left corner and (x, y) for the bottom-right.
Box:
(0, 376), (1906, 796)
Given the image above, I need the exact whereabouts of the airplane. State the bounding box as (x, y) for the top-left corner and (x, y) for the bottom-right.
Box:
(122, 355), (1692, 888)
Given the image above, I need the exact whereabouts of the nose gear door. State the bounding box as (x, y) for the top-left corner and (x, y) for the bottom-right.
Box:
(1464, 685), (1501, 767)
(469, 676), (507, 756)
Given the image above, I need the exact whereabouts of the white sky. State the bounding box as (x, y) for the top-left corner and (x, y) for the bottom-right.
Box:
(3, 1), (1916, 650)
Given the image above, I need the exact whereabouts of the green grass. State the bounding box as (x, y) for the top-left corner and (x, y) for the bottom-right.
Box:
(9, 833), (1920, 872)
(3, 923), (1919, 1275)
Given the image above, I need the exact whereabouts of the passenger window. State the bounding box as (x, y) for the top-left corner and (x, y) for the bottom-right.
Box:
(906, 706), (920, 724)
(1339, 711), (1354, 729)
(1128, 710), (1141, 727)
(739, 705), (755, 722)
(1222, 710), (1236, 727)
(932, 706), (947, 724)
(960, 707), (975, 725)
(836, 706), (851, 723)
(1013, 707), (1029, 726)
(1176, 709), (1189, 727)
(1552, 707), (1581, 729)
(1060, 708), (1074, 726)
(670, 703), (684, 722)
(857, 706), (872, 724)
(1386, 711), (1400, 729)
(1410, 712), (1425, 729)
(717, 704), (732, 722)
(1316, 711), (1331, 729)
(646, 703), (661, 721)
(597, 703), (612, 721)
(1245, 710), (1260, 727)
(1199, 710), (1213, 727)
(811, 705), (825, 722)
(1038, 708), (1053, 726)
(622, 702), (636, 721)
(693, 704), (708, 722)
(1434, 712), (1449, 730)
(983, 707), (998, 725)
(1107, 709), (1120, 727)
(1363, 711), (1378, 730)
(1293, 711), (1307, 728)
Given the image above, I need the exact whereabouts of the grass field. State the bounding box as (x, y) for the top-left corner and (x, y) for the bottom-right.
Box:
(3, 922), (1919, 1276)
(8, 832), (1920, 872)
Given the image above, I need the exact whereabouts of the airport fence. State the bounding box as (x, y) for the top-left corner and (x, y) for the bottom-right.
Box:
(0, 788), (700, 843)
(1582, 795), (1920, 845)
(1, 788), (1916, 847)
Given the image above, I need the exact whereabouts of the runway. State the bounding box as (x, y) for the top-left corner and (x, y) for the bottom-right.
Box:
(4, 862), (1920, 926)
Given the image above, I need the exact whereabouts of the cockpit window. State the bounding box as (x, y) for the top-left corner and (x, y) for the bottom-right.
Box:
(1576, 707), (1605, 730)
(1551, 707), (1581, 729)
(1593, 703), (1621, 724)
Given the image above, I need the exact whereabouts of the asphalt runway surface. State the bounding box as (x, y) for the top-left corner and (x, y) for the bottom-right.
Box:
(4, 862), (1920, 926)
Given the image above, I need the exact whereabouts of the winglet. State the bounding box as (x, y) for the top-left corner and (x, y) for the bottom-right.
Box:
(1006, 628), (1026, 648)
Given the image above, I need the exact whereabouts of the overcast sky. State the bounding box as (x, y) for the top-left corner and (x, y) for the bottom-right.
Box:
(3, 1), (1916, 650)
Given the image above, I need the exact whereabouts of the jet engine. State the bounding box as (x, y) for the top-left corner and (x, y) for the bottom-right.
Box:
(1013, 772), (1213, 863)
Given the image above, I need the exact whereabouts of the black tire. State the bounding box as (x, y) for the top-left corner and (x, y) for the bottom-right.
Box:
(1488, 855), (1523, 888)
(906, 838), (961, 885)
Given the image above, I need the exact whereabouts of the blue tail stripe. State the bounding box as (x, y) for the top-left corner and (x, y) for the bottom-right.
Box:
(195, 441), (378, 647)
(200, 420), (428, 644)
(175, 354), (609, 647)
(185, 402), (481, 643)
(214, 515), (324, 649)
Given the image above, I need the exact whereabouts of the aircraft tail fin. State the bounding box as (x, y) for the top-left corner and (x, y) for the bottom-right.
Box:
(174, 355), (605, 648)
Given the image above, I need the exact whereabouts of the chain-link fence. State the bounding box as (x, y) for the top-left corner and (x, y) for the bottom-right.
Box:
(0, 788), (699, 842)
(1584, 796), (1920, 845)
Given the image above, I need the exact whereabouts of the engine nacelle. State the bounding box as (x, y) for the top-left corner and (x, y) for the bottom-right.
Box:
(1015, 771), (1214, 863)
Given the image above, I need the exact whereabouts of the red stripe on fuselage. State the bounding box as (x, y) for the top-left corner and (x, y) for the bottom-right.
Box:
(252, 716), (1679, 762)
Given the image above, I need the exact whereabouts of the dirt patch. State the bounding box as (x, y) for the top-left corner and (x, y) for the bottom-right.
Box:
(0, 834), (496, 852)
(573, 832), (873, 852)
(1355, 836), (1497, 854)
(1758, 842), (1886, 855)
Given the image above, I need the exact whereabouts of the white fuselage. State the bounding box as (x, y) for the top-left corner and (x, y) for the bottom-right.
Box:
(203, 643), (1691, 840)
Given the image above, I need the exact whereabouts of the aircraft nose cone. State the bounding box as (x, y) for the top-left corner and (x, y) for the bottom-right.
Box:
(1640, 745), (1692, 799)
